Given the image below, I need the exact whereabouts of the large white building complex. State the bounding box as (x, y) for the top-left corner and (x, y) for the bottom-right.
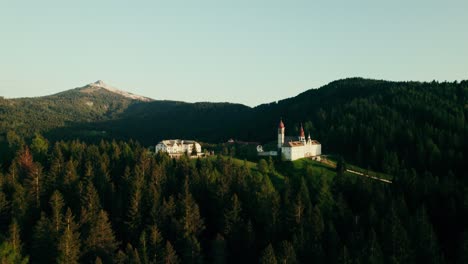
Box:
(278, 119), (321, 161)
(155, 139), (202, 158)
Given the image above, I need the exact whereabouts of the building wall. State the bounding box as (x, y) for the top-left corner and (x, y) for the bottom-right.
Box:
(278, 128), (284, 149)
(316, 144), (321, 156)
(281, 147), (291, 160)
(258, 151), (278, 157)
(282, 145), (306, 161)
(155, 140), (202, 155)
(155, 143), (167, 153)
(304, 143), (321, 157)
(282, 143), (322, 161)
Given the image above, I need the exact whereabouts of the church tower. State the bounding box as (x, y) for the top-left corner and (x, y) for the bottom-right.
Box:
(299, 123), (306, 143)
(278, 119), (285, 149)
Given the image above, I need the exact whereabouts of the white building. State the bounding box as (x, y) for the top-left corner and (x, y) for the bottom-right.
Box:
(155, 139), (202, 157)
(278, 119), (321, 161)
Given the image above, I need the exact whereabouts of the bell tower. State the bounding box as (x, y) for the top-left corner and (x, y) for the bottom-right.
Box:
(299, 123), (306, 143)
(278, 119), (285, 149)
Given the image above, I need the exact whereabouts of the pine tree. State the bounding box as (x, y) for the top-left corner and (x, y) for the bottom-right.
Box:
(7, 219), (22, 258)
(310, 206), (325, 242)
(160, 196), (177, 241)
(180, 182), (204, 238)
(0, 188), (9, 234)
(50, 190), (65, 233)
(83, 209), (118, 263)
(10, 184), (27, 225)
(242, 220), (255, 261)
(124, 243), (141, 264)
(115, 250), (127, 264)
(81, 183), (101, 219)
(323, 222), (340, 264)
(16, 146), (34, 181)
(413, 206), (443, 263)
(31, 212), (55, 263)
(223, 194), (242, 237)
(163, 241), (180, 264)
(95, 256), (103, 264)
(24, 162), (42, 209)
(62, 159), (80, 211)
(257, 159), (269, 174)
(277, 241), (297, 264)
(260, 244), (277, 264)
(336, 156), (346, 177)
(308, 206), (325, 261)
(0, 241), (28, 264)
(459, 231), (468, 264)
(30, 133), (49, 164)
(126, 165), (144, 241)
(147, 225), (163, 263)
(211, 234), (226, 264)
(317, 177), (334, 219)
(178, 180), (204, 263)
(57, 208), (81, 264)
(139, 231), (149, 264)
(383, 206), (412, 264)
(337, 246), (351, 264)
(365, 229), (383, 264)
(4, 219), (28, 263)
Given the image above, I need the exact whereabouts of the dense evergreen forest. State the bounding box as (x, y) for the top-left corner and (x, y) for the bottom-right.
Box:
(0, 137), (467, 263)
(0, 78), (467, 263)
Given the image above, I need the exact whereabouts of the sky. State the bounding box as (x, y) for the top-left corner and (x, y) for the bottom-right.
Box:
(1, 0), (467, 106)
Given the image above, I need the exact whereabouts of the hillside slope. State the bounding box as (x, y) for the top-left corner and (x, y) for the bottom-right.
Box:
(1, 78), (467, 177)
(0, 81), (149, 136)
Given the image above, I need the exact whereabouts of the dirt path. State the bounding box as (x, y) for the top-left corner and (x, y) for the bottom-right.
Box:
(319, 156), (392, 184)
(345, 169), (393, 184)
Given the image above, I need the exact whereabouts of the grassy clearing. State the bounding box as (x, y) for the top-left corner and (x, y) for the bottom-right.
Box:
(277, 158), (337, 180)
(206, 155), (392, 188)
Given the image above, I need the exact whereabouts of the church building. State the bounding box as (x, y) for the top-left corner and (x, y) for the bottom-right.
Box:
(278, 119), (321, 161)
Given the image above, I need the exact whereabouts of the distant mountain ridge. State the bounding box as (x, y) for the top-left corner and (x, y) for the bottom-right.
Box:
(68, 80), (153, 102)
(0, 77), (466, 177)
(0, 80), (150, 136)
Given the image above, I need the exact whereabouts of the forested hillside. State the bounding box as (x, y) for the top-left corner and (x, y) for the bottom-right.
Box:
(0, 139), (467, 263)
(0, 78), (467, 262)
(1, 78), (466, 179)
(0, 85), (139, 137)
(42, 78), (467, 177)
(251, 78), (467, 177)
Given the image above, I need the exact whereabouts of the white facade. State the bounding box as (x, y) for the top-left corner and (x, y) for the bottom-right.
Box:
(278, 121), (321, 161)
(155, 139), (202, 157)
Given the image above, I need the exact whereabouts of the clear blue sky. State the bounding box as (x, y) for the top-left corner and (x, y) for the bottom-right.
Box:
(1, 0), (467, 106)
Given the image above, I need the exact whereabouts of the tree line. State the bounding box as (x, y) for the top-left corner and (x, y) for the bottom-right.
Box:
(0, 135), (467, 263)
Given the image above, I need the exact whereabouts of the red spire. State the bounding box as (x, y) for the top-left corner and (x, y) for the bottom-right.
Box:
(279, 119), (285, 129)
(300, 124), (305, 137)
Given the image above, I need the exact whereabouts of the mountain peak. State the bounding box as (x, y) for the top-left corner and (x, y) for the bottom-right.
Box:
(84, 80), (152, 102)
(89, 80), (112, 89)
(92, 80), (107, 87)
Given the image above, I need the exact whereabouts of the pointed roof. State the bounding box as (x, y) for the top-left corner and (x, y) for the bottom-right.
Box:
(300, 123), (305, 137)
(279, 119), (285, 129)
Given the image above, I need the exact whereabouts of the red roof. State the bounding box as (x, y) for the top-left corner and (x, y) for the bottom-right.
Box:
(279, 119), (285, 128)
(300, 124), (305, 137)
(287, 141), (304, 147)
